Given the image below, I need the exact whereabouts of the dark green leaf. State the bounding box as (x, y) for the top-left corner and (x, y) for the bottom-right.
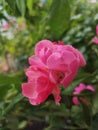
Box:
(92, 92), (98, 115)
(89, 114), (98, 130)
(5, 0), (16, 11)
(81, 103), (92, 126)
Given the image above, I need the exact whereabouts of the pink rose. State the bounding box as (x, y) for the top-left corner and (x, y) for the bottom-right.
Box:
(72, 83), (95, 105)
(22, 40), (86, 105)
(93, 25), (98, 45)
(30, 40), (86, 87)
(22, 66), (61, 105)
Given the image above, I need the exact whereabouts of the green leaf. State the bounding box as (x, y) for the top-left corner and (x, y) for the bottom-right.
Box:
(81, 103), (92, 126)
(27, 0), (34, 15)
(0, 75), (21, 100)
(16, 0), (26, 16)
(5, 0), (16, 11)
(48, 0), (71, 39)
(89, 114), (98, 130)
(92, 92), (98, 115)
(0, 75), (21, 86)
(1, 93), (23, 117)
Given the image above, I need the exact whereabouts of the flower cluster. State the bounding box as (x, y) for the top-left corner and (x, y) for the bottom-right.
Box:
(22, 40), (86, 105)
(73, 83), (95, 105)
(93, 25), (98, 45)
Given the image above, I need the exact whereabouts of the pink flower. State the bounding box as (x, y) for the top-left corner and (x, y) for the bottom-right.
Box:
(22, 66), (61, 105)
(3, 22), (10, 29)
(93, 37), (98, 45)
(73, 83), (95, 105)
(2, 66), (8, 71)
(93, 25), (98, 45)
(22, 40), (86, 105)
(96, 25), (98, 36)
(30, 40), (86, 87)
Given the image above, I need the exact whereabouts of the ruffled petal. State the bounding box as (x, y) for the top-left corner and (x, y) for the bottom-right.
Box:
(22, 83), (37, 98)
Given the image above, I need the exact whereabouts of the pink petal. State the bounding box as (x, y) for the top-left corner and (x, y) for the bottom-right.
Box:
(35, 40), (53, 63)
(47, 51), (76, 72)
(36, 77), (53, 93)
(93, 37), (98, 44)
(29, 91), (50, 105)
(29, 86), (55, 106)
(72, 97), (79, 105)
(64, 45), (86, 66)
(22, 83), (37, 98)
(61, 60), (79, 88)
(74, 83), (86, 94)
(86, 85), (95, 92)
(52, 85), (61, 104)
(96, 25), (98, 36)
(29, 56), (46, 68)
(78, 51), (86, 66)
(29, 98), (40, 105)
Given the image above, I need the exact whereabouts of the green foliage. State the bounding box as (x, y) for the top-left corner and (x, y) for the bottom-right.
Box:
(89, 114), (98, 130)
(48, 0), (71, 39)
(16, 0), (26, 16)
(1, 93), (23, 117)
(5, 0), (26, 16)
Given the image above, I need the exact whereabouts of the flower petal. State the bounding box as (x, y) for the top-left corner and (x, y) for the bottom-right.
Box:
(93, 37), (98, 44)
(22, 83), (37, 98)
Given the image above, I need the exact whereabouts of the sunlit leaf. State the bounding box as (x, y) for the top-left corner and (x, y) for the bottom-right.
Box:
(16, 0), (26, 16)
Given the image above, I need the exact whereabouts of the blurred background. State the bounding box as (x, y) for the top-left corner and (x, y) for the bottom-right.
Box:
(0, 0), (98, 130)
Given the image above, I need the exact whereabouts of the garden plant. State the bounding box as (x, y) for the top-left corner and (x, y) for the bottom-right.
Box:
(0, 0), (98, 130)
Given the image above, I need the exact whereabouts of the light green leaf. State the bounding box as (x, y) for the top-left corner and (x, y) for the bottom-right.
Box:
(16, 0), (26, 16)
(27, 0), (34, 15)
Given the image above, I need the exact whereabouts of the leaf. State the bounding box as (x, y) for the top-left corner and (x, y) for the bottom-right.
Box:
(27, 0), (34, 15)
(1, 93), (23, 117)
(89, 114), (98, 130)
(0, 75), (21, 100)
(81, 103), (92, 126)
(71, 106), (84, 127)
(5, 0), (16, 11)
(16, 0), (26, 16)
(48, 0), (71, 39)
(0, 75), (21, 86)
(92, 92), (98, 115)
